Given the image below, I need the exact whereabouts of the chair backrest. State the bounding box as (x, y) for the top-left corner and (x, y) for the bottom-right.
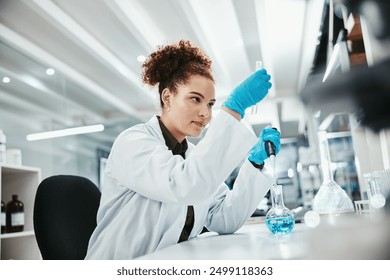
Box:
(33, 175), (101, 260)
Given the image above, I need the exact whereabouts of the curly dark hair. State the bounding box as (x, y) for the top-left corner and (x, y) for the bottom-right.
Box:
(142, 40), (214, 108)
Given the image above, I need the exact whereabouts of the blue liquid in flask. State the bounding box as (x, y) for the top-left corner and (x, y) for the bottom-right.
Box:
(265, 184), (295, 235)
(265, 216), (295, 235)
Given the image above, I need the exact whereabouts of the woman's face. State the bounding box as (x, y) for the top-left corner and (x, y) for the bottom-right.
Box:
(160, 74), (216, 142)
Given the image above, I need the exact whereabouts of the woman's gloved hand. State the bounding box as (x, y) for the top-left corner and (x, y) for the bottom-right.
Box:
(248, 127), (281, 165)
(223, 69), (272, 118)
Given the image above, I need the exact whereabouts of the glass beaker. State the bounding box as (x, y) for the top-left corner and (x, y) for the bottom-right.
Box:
(312, 131), (354, 214)
(265, 184), (295, 235)
(364, 171), (386, 209)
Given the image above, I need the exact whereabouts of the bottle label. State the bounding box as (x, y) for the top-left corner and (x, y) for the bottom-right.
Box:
(11, 212), (25, 226)
(1, 212), (5, 226)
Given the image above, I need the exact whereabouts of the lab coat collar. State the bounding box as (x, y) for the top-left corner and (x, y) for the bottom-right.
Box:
(157, 116), (188, 157)
(145, 115), (194, 156)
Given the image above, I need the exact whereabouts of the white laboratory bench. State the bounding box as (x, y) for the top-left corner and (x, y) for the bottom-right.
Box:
(137, 214), (390, 260)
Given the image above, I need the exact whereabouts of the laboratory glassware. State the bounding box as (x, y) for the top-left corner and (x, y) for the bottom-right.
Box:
(251, 61), (263, 115)
(265, 184), (295, 234)
(312, 131), (354, 214)
(364, 171), (387, 209)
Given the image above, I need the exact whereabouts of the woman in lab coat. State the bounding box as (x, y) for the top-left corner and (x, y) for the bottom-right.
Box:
(85, 40), (280, 259)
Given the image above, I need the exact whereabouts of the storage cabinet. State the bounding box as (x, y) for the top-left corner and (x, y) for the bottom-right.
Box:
(0, 164), (41, 259)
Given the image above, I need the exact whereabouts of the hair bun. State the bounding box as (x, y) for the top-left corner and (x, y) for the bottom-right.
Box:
(142, 40), (212, 87)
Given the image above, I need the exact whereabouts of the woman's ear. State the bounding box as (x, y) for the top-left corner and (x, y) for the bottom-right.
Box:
(161, 88), (171, 109)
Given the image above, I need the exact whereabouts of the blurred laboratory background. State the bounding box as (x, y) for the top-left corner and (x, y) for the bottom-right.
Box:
(1, 0), (325, 190)
(1, 0), (390, 259)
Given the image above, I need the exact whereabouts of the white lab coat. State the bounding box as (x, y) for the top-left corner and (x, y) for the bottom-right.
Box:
(85, 110), (273, 259)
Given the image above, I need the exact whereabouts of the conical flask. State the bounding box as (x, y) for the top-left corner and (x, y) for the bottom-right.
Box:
(312, 131), (354, 214)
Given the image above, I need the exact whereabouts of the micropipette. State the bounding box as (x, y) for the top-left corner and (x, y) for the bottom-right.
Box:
(264, 128), (295, 235)
(265, 128), (277, 186)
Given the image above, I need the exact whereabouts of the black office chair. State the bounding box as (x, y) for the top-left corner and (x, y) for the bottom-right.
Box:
(33, 175), (101, 260)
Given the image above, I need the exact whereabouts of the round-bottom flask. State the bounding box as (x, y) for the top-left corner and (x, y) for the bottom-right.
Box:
(265, 185), (295, 235)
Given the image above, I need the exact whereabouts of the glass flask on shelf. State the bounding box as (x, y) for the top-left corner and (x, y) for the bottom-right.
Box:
(312, 131), (354, 214)
(265, 184), (295, 235)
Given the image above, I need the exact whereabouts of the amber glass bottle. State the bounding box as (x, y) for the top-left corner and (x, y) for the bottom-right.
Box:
(6, 195), (24, 233)
(1, 200), (5, 233)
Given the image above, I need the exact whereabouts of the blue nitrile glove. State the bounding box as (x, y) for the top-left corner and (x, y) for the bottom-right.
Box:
(248, 127), (281, 165)
(223, 69), (272, 118)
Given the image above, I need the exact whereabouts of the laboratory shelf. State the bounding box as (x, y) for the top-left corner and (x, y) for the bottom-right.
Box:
(0, 164), (41, 259)
(1, 230), (35, 239)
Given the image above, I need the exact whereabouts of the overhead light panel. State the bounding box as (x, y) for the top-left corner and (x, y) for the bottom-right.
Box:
(137, 55), (146, 62)
(26, 124), (104, 141)
(31, 0), (140, 86)
(188, 0), (250, 84)
(0, 23), (139, 116)
(112, 0), (165, 48)
(46, 68), (55, 75)
(2, 76), (11, 83)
